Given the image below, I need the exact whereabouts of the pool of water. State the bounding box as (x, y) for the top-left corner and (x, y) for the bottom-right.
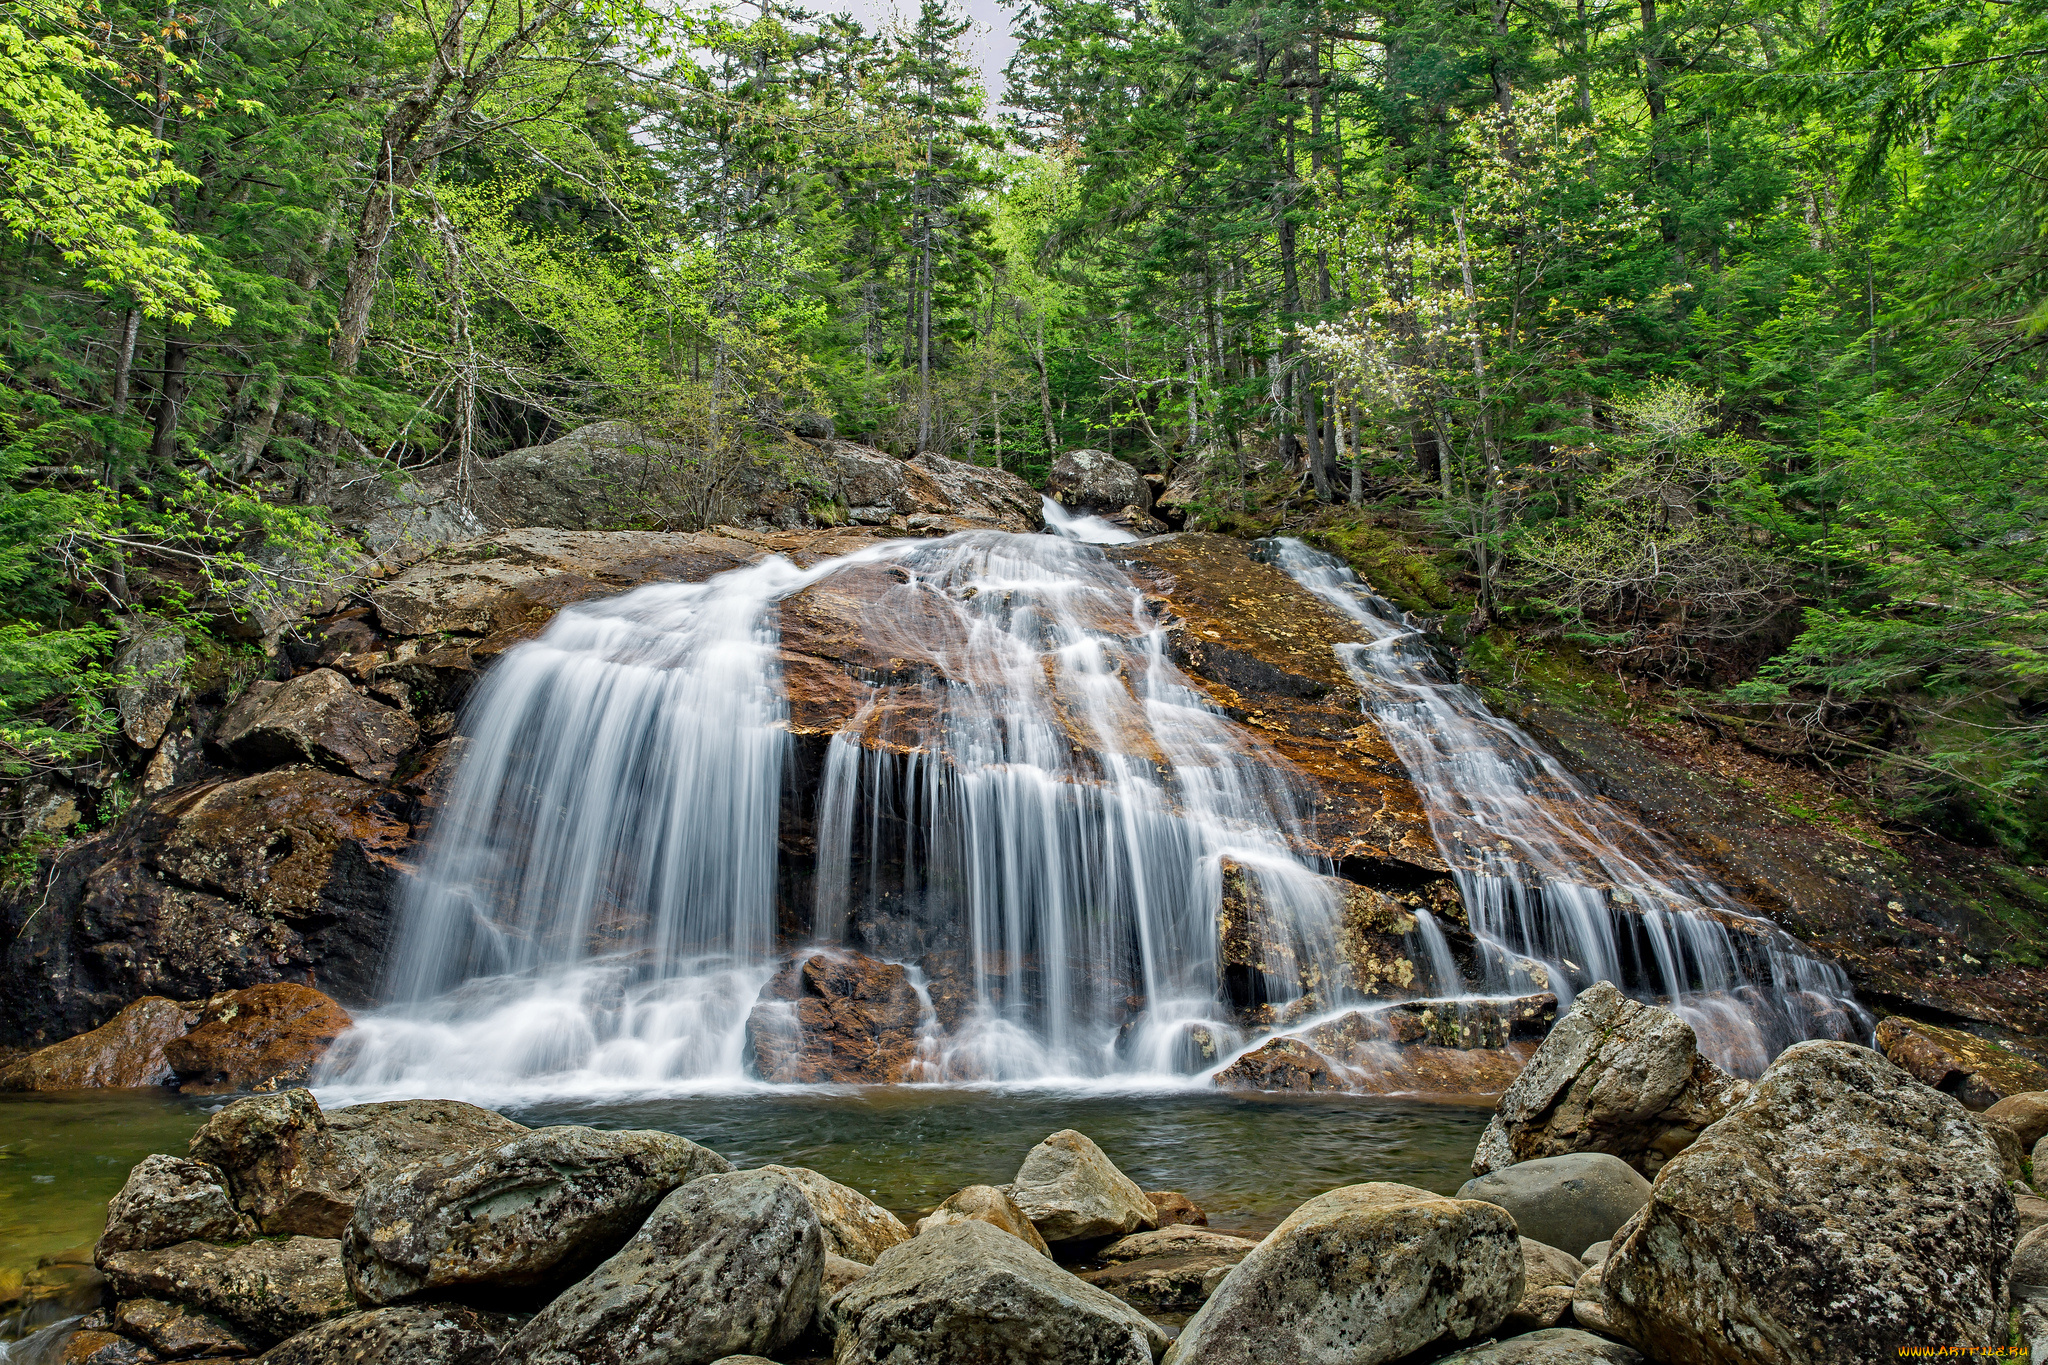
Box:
(0, 1085), (1490, 1280)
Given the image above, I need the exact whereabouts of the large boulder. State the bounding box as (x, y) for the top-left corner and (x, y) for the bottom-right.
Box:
(113, 617), (187, 750)
(1010, 1130), (1158, 1244)
(1472, 983), (1747, 1178)
(1431, 1328), (1646, 1364)
(1456, 1154), (1653, 1258)
(2013, 1224), (2048, 1290)
(98, 1236), (352, 1344)
(1163, 1183), (1523, 1365)
(914, 1185), (1051, 1256)
(757, 1165), (909, 1264)
(162, 984), (353, 1094)
(498, 1170), (823, 1365)
(0, 996), (197, 1090)
(829, 1219), (1168, 1365)
(1987, 1091), (2048, 1148)
(96, 1154), (255, 1255)
(214, 669), (419, 782)
(1047, 449), (1149, 518)
(343, 1125), (731, 1304)
(744, 951), (925, 1084)
(255, 1304), (514, 1365)
(190, 1089), (529, 1237)
(1600, 1041), (2016, 1364)
(1875, 1016), (2048, 1110)
(1080, 1226), (1259, 1313)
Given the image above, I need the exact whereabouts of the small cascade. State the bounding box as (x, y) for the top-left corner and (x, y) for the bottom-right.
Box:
(1261, 538), (1868, 1073)
(1040, 493), (1138, 544)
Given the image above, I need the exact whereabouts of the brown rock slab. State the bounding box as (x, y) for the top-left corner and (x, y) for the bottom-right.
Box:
(1144, 1191), (1206, 1228)
(163, 985), (352, 1095)
(214, 670), (418, 782)
(253, 1304), (514, 1365)
(744, 951), (924, 1084)
(1988, 1091), (2048, 1148)
(0, 997), (198, 1091)
(115, 1297), (263, 1359)
(1213, 1038), (1344, 1093)
(1876, 1016), (2048, 1110)
(99, 1237), (352, 1345)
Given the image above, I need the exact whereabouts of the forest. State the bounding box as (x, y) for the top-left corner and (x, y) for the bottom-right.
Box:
(0, 0), (2042, 863)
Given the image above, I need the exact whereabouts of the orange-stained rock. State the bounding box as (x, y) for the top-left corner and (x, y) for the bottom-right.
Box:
(1213, 1038), (1345, 1092)
(214, 669), (418, 782)
(164, 984), (353, 1094)
(745, 950), (926, 1083)
(1875, 1015), (2048, 1109)
(0, 996), (197, 1090)
(1144, 1191), (1207, 1228)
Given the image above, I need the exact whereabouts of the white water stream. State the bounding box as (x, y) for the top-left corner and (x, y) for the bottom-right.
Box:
(322, 524), (1862, 1101)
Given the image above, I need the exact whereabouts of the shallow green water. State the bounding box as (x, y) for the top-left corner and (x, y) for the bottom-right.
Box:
(0, 1085), (1490, 1275)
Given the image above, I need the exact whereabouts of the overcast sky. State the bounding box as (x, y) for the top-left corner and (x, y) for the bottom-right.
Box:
(835, 0), (1022, 107)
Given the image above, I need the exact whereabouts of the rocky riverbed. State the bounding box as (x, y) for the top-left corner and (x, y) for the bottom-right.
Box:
(3, 987), (2036, 1365)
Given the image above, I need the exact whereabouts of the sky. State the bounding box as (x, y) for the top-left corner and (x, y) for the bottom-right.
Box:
(837, 0), (1023, 106)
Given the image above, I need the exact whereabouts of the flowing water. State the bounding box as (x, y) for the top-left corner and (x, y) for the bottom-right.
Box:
(1260, 539), (1868, 1072)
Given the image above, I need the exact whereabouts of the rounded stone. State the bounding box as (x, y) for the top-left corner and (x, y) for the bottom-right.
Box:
(1456, 1153), (1652, 1256)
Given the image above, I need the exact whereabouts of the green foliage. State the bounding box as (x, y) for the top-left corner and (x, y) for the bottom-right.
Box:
(1308, 515), (1459, 612)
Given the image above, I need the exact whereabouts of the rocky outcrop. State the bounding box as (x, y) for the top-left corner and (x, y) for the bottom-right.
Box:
(1080, 1227), (1259, 1313)
(343, 1125), (731, 1304)
(98, 1236), (352, 1345)
(256, 1305), (514, 1365)
(189, 1089), (528, 1237)
(162, 984), (352, 1093)
(828, 1220), (1168, 1365)
(1874, 1015), (2048, 1109)
(1456, 1154), (1653, 1262)
(1010, 1130), (1158, 1244)
(114, 619), (187, 751)
(1599, 1041), (2016, 1364)
(1472, 983), (1748, 1177)
(1047, 449), (1155, 533)
(0, 996), (197, 1090)
(744, 951), (925, 1084)
(1163, 1183), (1522, 1365)
(757, 1165), (910, 1264)
(1214, 1006), (1543, 1098)
(214, 670), (419, 783)
(499, 1170), (823, 1365)
(97, 1155), (255, 1254)
(913, 1185), (1051, 1255)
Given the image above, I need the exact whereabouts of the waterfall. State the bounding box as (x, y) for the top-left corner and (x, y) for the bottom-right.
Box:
(1260, 538), (1868, 1073)
(324, 530), (1357, 1095)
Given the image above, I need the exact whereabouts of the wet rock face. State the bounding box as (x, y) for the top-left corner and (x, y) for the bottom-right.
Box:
(343, 1125), (732, 1305)
(1600, 1041), (2016, 1365)
(98, 1236), (353, 1345)
(1010, 1129), (1159, 1245)
(255, 1304), (514, 1365)
(96, 1155), (254, 1254)
(913, 1185), (1051, 1256)
(1875, 1015), (2048, 1109)
(190, 1088), (529, 1238)
(756, 1165), (910, 1264)
(0, 996), (197, 1090)
(214, 670), (419, 782)
(1213, 1006), (1543, 1099)
(1163, 1183), (1523, 1365)
(1472, 982), (1748, 1177)
(2, 769), (408, 1046)
(500, 1170), (823, 1365)
(1212, 1038), (1345, 1092)
(830, 1220), (1168, 1365)
(744, 951), (925, 1084)
(162, 983), (352, 1094)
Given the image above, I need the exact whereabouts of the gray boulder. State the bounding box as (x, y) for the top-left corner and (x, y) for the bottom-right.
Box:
(1431, 1328), (1646, 1364)
(830, 1219), (1167, 1365)
(114, 618), (186, 749)
(1080, 1226), (1260, 1313)
(214, 668), (420, 782)
(1988, 1092), (2048, 1148)
(1473, 983), (1747, 1179)
(344, 1125), (731, 1304)
(1010, 1130), (1158, 1244)
(1979, 1114), (2027, 1184)
(256, 1304), (513, 1365)
(190, 1089), (528, 1238)
(1581, 1239), (1612, 1266)
(1457, 1153), (1653, 1256)
(1571, 1262), (1614, 1335)
(1500, 1237), (1588, 1334)
(99, 1235), (352, 1344)
(914, 1184), (1050, 1256)
(1048, 449), (1149, 517)
(97, 1154), (255, 1255)
(2023, 1289), (2048, 1365)
(2016, 1224), (2048, 1290)
(757, 1165), (909, 1263)
(1162, 1183), (1522, 1365)
(1601, 1041), (2016, 1364)
(498, 1170), (822, 1365)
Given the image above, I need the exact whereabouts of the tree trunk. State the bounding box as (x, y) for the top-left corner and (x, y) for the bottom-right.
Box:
(151, 339), (190, 466)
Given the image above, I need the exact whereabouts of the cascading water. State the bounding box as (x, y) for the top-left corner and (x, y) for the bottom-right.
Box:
(324, 530), (1364, 1096)
(1260, 538), (1868, 1073)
